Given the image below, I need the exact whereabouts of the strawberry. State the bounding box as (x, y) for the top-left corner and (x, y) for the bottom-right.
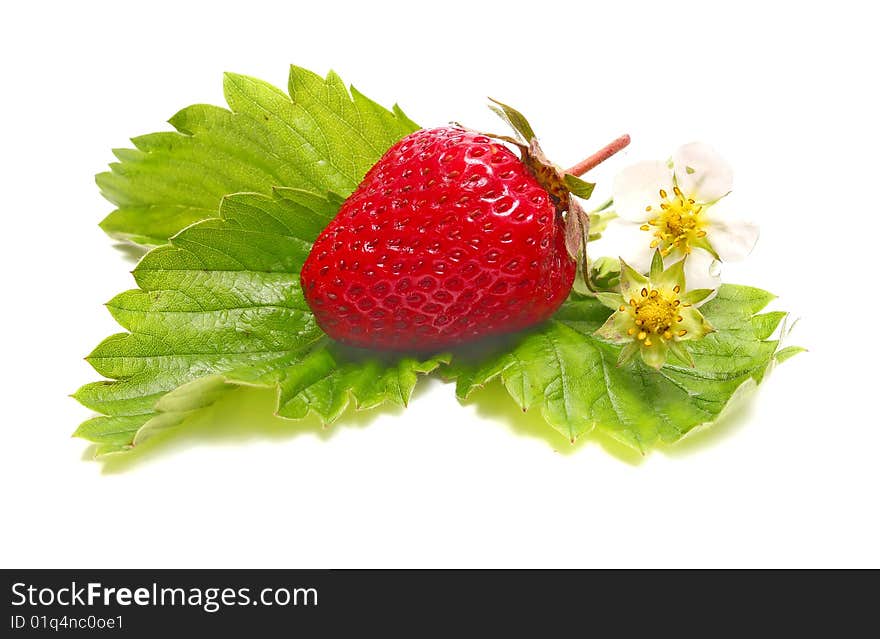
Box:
(300, 103), (629, 351)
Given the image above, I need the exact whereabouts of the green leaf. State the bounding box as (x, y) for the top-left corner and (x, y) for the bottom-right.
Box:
(563, 174), (596, 200)
(81, 64), (801, 458)
(450, 284), (795, 451)
(74, 188), (445, 455)
(97, 66), (419, 246)
(774, 345), (806, 364)
(488, 98), (537, 142)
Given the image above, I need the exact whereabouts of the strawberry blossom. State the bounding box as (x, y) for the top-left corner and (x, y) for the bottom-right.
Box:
(595, 252), (714, 369)
(609, 143), (758, 289)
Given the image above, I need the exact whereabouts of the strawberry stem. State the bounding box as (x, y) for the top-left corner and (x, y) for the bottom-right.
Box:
(565, 134), (631, 177)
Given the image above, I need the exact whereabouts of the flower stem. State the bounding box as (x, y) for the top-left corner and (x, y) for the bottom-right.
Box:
(565, 134), (631, 177)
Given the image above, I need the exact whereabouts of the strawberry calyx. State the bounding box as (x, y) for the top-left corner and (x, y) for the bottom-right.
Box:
(482, 99), (630, 291)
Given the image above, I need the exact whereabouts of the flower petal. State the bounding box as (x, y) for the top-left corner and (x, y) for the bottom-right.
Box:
(655, 257), (686, 292)
(595, 292), (625, 310)
(704, 201), (760, 262)
(676, 307), (714, 341)
(672, 142), (733, 203)
(640, 338), (669, 369)
(617, 341), (639, 367)
(681, 288), (715, 307)
(667, 339), (695, 367)
(611, 161), (674, 222)
(602, 219), (655, 279)
(595, 311), (635, 344)
(683, 249), (721, 292)
(618, 257), (649, 301)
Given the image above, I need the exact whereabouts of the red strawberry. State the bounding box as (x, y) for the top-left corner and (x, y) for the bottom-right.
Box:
(300, 104), (628, 351)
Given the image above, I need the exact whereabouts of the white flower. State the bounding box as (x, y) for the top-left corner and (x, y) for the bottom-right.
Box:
(609, 142), (759, 289)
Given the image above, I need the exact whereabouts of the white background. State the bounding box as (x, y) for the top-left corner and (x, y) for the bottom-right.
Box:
(2, 1), (877, 568)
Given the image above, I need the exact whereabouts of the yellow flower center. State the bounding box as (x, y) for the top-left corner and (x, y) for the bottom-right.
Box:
(639, 186), (707, 256)
(621, 286), (690, 345)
